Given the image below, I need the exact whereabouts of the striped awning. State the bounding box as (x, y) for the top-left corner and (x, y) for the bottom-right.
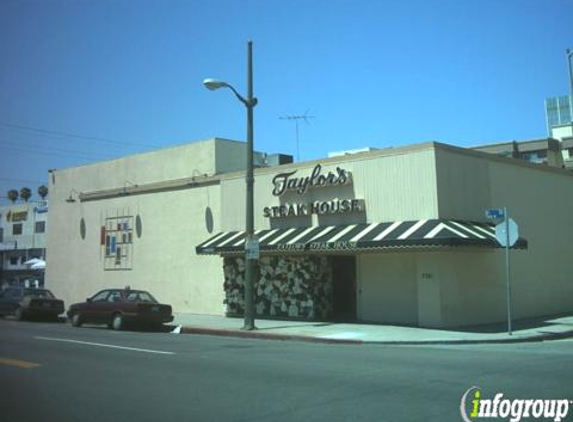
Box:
(196, 219), (528, 255)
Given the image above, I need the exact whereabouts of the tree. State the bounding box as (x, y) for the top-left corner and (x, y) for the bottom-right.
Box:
(38, 185), (48, 200)
(20, 187), (32, 202)
(7, 189), (18, 203)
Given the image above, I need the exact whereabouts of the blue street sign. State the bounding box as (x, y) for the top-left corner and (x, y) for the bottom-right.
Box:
(485, 208), (505, 219)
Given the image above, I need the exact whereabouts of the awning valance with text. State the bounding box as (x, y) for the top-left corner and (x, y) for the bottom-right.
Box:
(195, 219), (528, 255)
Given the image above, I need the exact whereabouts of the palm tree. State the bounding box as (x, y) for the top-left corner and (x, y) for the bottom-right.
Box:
(7, 189), (19, 203)
(20, 187), (32, 202)
(38, 185), (48, 200)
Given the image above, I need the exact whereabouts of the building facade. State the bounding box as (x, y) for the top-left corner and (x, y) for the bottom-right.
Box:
(46, 138), (573, 328)
(0, 201), (48, 287)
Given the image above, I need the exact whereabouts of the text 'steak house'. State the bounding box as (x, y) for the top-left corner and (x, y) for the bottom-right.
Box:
(46, 138), (573, 328)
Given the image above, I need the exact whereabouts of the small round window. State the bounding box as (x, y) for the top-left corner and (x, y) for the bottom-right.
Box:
(136, 215), (143, 238)
(80, 218), (86, 240)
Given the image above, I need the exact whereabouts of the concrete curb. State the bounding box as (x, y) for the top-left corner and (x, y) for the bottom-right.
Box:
(180, 327), (363, 345)
(179, 326), (573, 346)
(367, 330), (573, 345)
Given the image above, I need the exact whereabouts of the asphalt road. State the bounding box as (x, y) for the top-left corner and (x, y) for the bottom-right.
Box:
(1, 318), (572, 422)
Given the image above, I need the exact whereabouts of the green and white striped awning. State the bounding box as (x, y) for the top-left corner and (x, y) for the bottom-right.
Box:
(196, 219), (528, 255)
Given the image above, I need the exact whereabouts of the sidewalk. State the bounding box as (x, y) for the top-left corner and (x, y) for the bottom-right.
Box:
(171, 313), (573, 345)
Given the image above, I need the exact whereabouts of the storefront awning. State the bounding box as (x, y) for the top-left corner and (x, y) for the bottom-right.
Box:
(196, 219), (528, 255)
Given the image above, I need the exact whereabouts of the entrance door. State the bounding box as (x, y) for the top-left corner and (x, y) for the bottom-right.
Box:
(331, 256), (357, 322)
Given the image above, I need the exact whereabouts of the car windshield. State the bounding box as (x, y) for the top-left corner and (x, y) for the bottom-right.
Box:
(125, 291), (157, 303)
(24, 289), (55, 299)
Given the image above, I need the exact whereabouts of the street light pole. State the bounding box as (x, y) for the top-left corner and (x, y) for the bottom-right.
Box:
(243, 41), (257, 330)
(567, 48), (573, 97)
(203, 41), (258, 330)
(567, 49), (573, 129)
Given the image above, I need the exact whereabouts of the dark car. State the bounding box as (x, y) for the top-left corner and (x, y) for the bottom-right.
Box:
(67, 287), (173, 330)
(0, 287), (65, 321)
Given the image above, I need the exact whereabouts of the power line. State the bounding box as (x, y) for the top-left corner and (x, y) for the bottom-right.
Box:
(0, 139), (114, 161)
(0, 143), (112, 161)
(0, 122), (162, 149)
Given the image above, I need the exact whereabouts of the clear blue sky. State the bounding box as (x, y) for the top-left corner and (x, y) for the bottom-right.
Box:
(0, 0), (571, 203)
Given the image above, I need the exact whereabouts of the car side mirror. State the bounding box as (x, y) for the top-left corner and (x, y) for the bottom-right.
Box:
(86, 298), (92, 303)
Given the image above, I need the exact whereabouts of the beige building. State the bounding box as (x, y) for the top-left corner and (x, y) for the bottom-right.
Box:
(46, 138), (573, 328)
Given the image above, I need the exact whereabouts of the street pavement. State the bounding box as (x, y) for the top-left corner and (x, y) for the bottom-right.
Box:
(1, 319), (572, 422)
(172, 313), (573, 344)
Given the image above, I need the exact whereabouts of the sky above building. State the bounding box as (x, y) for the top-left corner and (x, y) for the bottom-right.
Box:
(0, 0), (571, 203)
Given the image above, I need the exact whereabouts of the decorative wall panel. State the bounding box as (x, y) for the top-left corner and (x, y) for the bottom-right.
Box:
(223, 256), (333, 320)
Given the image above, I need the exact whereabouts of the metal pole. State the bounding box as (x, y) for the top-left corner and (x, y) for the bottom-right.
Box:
(504, 207), (512, 335)
(295, 119), (300, 162)
(567, 49), (573, 133)
(567, 49), (573, 97)
(243, 40), (257, 331)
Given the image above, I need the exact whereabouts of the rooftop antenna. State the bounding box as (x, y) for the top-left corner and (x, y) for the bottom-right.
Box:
(279, 109), (315, 161)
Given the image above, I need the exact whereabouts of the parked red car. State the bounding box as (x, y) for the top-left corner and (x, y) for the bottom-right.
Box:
(0, 287), (65, 321)
(67, 287), (173, 330)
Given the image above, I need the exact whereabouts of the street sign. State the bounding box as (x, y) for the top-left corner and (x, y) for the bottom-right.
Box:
(486, 208), (505, 219)
(495, 218), (519, 247)
(245, 237), (260, 260)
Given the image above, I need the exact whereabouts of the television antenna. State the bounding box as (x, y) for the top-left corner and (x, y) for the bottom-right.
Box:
(279, 110), (315, 161)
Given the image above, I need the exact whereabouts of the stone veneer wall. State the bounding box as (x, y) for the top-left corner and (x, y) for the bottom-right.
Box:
(223, 256), (333, 320)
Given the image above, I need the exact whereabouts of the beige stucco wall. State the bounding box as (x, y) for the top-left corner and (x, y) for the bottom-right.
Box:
(220, 144), (440, 231)
(435, 145), (573, 323)
(356, 249), (504, 328)
(45, 139), (236, 314)
(357, 253), (418, 325)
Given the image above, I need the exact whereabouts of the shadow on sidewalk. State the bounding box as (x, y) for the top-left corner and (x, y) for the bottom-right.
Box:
(451, 313), (573, 334)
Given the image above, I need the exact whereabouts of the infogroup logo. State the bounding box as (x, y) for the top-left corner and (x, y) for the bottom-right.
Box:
(460, 386), (571, 422)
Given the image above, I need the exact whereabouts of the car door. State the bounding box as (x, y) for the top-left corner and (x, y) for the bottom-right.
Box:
(97, 290), (122, 323)
(83, 290), (111, 323)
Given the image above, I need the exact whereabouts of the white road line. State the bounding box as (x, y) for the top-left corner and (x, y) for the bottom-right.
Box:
(34, 336), (175, 355)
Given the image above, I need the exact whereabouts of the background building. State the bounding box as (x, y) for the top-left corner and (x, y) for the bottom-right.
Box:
(0, 201), (48, 288)
(544, 94), (573, 169)
(471, 138), (565, 168)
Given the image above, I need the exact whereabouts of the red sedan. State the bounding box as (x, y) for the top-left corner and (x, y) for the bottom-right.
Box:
(67, 287), (173, 330)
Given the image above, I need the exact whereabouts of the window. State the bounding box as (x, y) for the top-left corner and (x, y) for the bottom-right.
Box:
(9, 257), (18, 265)
(0, 227), (3, 243)
(107, 291), (122, 303)
(35, 221), (46, 233)
(13, 223), (23, 236)
(91, 290), (111, 302)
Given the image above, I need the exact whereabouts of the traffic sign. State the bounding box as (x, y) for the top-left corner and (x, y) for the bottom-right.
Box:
(495, 218), (519, 247)
(486, 208), (505, 219)
(245, 237), (260, 260)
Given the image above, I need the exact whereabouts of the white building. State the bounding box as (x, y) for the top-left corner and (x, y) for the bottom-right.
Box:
(46, 137), (573, 328)
(0, 201), (48, 287)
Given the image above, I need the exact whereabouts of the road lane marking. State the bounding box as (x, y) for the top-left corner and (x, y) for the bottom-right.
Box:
(0, 357), (41, 369)
(34, 336), (175, 355)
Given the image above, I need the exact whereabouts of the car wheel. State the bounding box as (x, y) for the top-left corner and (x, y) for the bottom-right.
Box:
(111, 314), (124, 331)
(70, 313), (82, 327)
(15, 307), (25, 321)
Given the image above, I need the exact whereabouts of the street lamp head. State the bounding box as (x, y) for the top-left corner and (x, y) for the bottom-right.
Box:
(203, 78), (229, 91)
